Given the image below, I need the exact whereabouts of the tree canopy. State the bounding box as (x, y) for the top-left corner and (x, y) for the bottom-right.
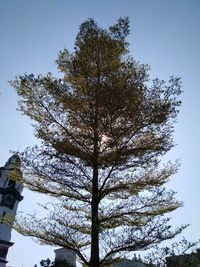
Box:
(10, 17), (184, 267)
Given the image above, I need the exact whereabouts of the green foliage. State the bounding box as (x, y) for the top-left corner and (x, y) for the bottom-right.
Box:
(40, 258), (52, 267)
(11, 17), (184, 267)
(40, 258), (74, 267)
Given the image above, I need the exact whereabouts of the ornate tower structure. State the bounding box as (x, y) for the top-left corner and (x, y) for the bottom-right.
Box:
(54, 248), (76, 267)
(0, 155), (23, 267)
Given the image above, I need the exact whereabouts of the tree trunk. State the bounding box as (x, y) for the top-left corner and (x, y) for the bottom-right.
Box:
(90, 121), (100, 267)
(90, 177), (100, 267)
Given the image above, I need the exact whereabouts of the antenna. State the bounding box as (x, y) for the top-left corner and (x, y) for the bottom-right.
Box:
(16, 143), (22, 154)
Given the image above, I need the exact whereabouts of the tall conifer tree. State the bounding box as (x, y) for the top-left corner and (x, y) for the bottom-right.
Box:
(11, 18), (184, 267)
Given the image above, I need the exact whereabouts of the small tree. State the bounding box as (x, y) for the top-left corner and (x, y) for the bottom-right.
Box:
(40, 258), (74, 267)
(11, 18), (184, 267)
(40, 258), (52, 267)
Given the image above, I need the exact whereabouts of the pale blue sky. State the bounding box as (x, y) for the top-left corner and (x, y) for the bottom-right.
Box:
(0, 1), (200, 266)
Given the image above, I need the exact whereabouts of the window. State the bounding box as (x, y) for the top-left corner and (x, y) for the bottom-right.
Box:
(8, 180), (15, 188)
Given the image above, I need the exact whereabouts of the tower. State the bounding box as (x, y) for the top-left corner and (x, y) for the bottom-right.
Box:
(0, 155), (23, 267)
(54, 248), (76, 267)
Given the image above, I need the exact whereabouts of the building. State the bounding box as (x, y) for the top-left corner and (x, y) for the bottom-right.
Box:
(54, 248), (76, 266)
(0, 155), (23, 267)
(166, 249), (200, 267)
(110, 256), (150, 267)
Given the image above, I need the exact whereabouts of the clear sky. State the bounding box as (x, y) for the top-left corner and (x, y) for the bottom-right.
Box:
(0, 0), (200, 266)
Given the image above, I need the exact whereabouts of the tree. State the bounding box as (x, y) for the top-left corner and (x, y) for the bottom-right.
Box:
(10, 17), (184, 267)
(144, 238), (200, 266)
(39, 258), (74, 267)
(40, 258), (52, 267)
